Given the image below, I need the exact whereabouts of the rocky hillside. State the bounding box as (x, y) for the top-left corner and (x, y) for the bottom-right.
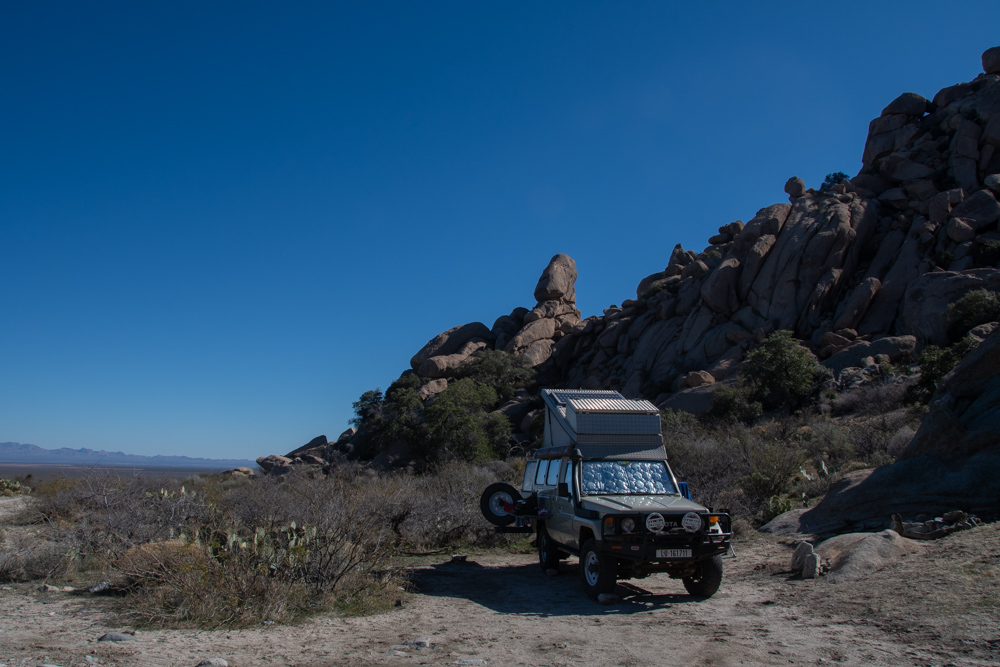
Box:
(259, 47), (1000, 471)
(774, 326), (1000, 532)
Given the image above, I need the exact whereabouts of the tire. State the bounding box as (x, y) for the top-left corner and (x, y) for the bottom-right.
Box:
(479, 482), (522, 527)
(683, 554), (724, 598)
(578, 539), (617, 599)
(538, 525), (562, 571)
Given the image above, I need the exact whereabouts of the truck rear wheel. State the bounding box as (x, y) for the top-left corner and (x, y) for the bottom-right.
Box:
(683, 554), (723, 598)
(579, 539), (617, 599)
(538, 526), (561, 571)
(479, 482), (522, 527)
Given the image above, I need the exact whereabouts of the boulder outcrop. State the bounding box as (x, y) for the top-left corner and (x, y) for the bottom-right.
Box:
(259, 46), (1000, 474)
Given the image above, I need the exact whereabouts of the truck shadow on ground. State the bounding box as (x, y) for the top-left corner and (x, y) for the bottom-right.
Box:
(410, 557), (707, 617)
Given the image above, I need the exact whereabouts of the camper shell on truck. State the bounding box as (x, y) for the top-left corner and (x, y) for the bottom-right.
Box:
(480, 389), (733, 599)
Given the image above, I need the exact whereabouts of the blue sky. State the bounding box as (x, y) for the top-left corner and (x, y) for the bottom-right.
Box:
(2, 2), (997, 460)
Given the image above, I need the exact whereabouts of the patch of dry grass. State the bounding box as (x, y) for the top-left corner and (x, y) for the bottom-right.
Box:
(1, 461), (521, 628)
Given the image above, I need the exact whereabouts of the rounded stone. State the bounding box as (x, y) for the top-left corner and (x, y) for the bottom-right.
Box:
(982, 46), (1000, 74)
(784, 177), (806, 198)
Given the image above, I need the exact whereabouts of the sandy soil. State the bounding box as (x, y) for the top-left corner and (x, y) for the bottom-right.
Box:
(1, 499), (999, 667)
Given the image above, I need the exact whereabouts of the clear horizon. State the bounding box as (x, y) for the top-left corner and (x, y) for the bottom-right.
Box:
(3, 2), (998, 461)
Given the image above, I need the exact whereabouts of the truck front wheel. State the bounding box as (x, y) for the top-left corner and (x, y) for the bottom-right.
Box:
(579, 539), (617, 599)
(683, 554), (723, 598)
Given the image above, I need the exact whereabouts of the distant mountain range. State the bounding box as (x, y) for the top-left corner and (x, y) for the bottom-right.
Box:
(0, 442), (256, 469)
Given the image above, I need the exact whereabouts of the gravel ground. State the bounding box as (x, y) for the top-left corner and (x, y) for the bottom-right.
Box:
(1, 495), (998, 666)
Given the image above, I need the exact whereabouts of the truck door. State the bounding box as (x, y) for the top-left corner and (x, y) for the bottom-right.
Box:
(547, 459), (577, 550)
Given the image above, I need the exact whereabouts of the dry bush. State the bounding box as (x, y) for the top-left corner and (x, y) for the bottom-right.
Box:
(114, 469), (404, 627)
(664, 422), (805, 523)
(2, 461), (522, 627)
(118, 538), (308, 626)
(0, 527), (77, 582)
(385, 460), (521, 551)
(3, 469), (406, 627)
(844, 410), (919, 466)
(830, 377), (915, 417)
(665, 407), (924, 525)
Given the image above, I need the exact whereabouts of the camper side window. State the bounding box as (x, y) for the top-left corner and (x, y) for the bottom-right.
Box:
(546, 460), (561, 486)
(535, 460), (549, 486)
(522, 461), (538, 492)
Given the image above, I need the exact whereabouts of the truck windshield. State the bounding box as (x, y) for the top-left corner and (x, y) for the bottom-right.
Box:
(581, 460), (677, 496)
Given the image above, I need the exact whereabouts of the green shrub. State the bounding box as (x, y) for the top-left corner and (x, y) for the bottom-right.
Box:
(349, 352), (534, 463)
(742, 330), (823, 410)
(454, 349), (536, 403)
(0, 478), (27, 496)
(639, 278), (674, 300)
(349, 377), (425, 459)
(819, 171), (850, 192)
(914, 335), (980, 402)
(947, 289), (1000, 342)
(739, 441), (804, 504)
(423, 379), (511, 462)
(971, 240), (1000, 268)
(935, 250), (955, 267)
(761, 496), (793, 524)
(707, 386), (763, 424)
(640, 277), (683, 300)
(660, 408), (698, 433)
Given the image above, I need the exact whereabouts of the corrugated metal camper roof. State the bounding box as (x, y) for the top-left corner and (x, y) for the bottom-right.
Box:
(537, 389), (665, 460)
(566, 396), (659, 414)
(543, 389), (659, 413)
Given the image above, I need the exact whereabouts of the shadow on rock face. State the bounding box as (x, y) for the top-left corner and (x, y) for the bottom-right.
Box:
(765, 330), (1000, 536)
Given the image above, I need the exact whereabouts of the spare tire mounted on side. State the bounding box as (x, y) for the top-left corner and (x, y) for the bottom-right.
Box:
(479, 482), (522, 526)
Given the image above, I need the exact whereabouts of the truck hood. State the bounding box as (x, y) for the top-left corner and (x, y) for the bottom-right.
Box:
(580, 495), (706, 513)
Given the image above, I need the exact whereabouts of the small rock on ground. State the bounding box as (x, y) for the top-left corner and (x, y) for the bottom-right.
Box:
(88, 581), (109, 594)
(802, 553), (822, 579)
(97, 632), (136, 642)
(39, 584), (74, 592)
(791, 541), (814, 573)
(195, 660), (229, 667)
(597, 593), (619, 605)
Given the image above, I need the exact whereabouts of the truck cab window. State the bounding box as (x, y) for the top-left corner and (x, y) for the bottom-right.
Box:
(561, 460), (574, 493)
(535, 460), (550, 486)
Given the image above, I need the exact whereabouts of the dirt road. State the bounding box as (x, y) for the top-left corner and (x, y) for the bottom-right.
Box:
(2, 525), (998, 666)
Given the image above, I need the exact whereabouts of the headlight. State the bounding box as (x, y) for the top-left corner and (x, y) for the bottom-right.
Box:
(681, 512), (703, 533)
(621, 517), (636, 533)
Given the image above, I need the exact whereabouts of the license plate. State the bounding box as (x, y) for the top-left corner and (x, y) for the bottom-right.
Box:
(656, 549), (692, 559)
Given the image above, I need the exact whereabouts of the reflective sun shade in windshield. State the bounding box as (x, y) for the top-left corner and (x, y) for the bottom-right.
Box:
(581, 460), (677, 495)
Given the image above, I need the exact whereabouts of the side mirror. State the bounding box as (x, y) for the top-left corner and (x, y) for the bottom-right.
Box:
(557, 482), (570, 498)
(679, 481), (692, 501)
